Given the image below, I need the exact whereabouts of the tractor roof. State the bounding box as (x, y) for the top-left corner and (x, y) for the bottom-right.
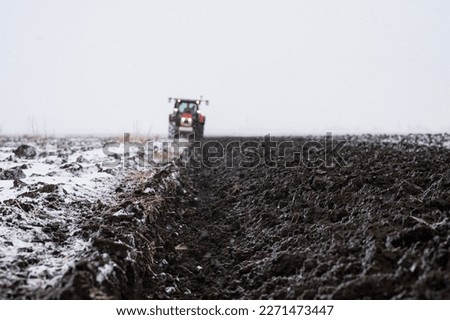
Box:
(169, 97), (209, 105)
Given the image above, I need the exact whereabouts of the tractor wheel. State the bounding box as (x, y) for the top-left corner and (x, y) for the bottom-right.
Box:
(168, 122), (178, 139)
(194, 124), (204, 140)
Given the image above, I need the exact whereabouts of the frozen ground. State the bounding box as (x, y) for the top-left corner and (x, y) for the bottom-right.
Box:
(0, 134), (449, 299)
(0, 137), (120, 298)
(0, 136), (182, 298)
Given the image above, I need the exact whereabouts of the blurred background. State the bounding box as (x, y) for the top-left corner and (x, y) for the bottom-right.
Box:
(1, 0), (449, 136)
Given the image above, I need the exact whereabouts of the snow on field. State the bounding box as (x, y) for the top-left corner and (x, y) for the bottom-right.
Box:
(0, 141), (113, 202)
(348, 133), (450, 148)
(0, 136), (181, 298)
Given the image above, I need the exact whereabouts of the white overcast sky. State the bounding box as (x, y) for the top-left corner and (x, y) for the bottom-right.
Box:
(1, 0), (449, 136)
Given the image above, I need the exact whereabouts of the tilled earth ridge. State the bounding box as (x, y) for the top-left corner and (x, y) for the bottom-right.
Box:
(43, 162), (196, 299)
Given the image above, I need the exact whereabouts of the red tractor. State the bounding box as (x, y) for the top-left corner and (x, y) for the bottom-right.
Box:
(168, 97), (208, 139)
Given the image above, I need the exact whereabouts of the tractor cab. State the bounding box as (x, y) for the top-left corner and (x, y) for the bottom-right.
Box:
(176, 101), (198, 114)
